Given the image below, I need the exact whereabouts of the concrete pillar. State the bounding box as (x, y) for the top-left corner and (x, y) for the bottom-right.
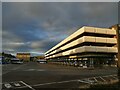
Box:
(110, 24), (120, 85)
(116, 25), (120, 85)
(90, 58), (94, 67)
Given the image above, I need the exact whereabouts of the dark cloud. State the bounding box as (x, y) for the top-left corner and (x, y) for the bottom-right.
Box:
(2, 2), (118, 56)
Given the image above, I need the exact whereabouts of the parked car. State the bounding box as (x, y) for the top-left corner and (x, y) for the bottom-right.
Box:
(0, 56), (2, 64)
(73, 61), (78, 67)
(11, 58), (23, 64)
(69, 62), (74, 66)
(0, 56), (10, 64)
(37, 59), (47, 64)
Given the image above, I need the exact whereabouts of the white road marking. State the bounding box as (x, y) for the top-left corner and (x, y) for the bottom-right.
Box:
(2, 74), (118, 89)
(35, 82), (57, 86)
(33, 79), (83, 87)
(102, 74), (116, 77)
(2, 71), (11, 75)
(16, 74), (118, 88)
(23, 69), (35, 71)
(99, 76), (106, 82)
(27, 69), (35, 71)
(37, 69), (45, 71)
(1, 64), (28, 75)
(86, 79), (95, 83)
(56, 79), (77, 83)
(33, 79), (77, 87)
(24, 69), (45, 72)
(2, 81), (27, 89)
(20, 81), (35, 90)
(4, 83), (12, 88)
(112, 76), (118, 80)
(78, 80), (93, 84)
(14, 83), (21, 87)
(12, 64), (27, 70)
(93, 77), (98, 82)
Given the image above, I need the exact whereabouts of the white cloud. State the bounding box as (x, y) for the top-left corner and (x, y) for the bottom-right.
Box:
(4, 49), (14, 52)
(30, 41), (41, 48)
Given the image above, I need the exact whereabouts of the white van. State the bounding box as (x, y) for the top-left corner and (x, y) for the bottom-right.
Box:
(37, 59), (47, 64)
(11, 58), (23, 64)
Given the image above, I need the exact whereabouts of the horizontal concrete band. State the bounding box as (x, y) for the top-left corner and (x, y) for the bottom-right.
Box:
(46, 46), (117, 59)
(46, 36), (117, 56)
(45, 26), (116, 55)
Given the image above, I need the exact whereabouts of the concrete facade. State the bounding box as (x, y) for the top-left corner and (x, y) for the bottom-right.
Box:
(16, 53), (30, 62)
(45, 26), (118, 67)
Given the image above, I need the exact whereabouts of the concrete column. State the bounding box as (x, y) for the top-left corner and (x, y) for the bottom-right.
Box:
(85, 60), (87, 66)
(91, 58), (94, 67)
(110, 24), (120, 85)
(117, 25), (120, 85)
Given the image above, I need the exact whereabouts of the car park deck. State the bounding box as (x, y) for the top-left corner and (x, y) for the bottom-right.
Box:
(2, 62), (118, 89)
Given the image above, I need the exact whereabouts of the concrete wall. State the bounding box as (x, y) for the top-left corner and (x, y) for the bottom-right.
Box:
(46, 36), (117, 56)
(45, 26), (116, 55)
(46, 46), (117, 59)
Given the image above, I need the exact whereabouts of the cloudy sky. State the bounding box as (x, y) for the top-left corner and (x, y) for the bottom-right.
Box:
(2, 2), (118, 56)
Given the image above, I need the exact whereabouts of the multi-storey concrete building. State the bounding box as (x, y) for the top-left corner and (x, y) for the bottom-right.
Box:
(16, 53), (30, 62)
(45, 26), (118, 67)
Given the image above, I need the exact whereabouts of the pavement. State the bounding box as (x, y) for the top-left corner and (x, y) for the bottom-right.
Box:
(1, 62), (118, 90)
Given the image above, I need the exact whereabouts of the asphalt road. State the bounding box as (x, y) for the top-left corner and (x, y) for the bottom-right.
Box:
(2, 62), (118, 89)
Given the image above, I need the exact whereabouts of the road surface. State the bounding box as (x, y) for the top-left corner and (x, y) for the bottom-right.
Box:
(2, 62), (117, 89)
